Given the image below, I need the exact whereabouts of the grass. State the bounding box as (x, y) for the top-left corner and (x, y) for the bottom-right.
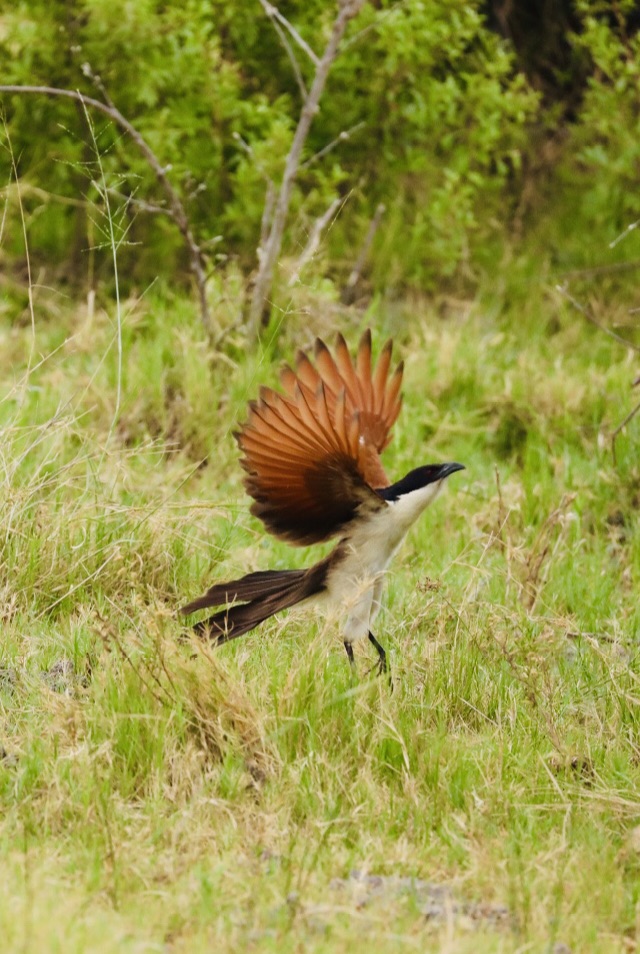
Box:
(0, 282), (639, 953)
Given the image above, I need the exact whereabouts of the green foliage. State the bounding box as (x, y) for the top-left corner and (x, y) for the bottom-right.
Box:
(0, 0), (537, 297)
(3, 0), (640, 311)
(490, 2), (640, 285)
(563, 3), (640, 233)
(323, 1), (537, 285)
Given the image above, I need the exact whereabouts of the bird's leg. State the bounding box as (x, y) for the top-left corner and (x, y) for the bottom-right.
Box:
(344, 640), (355, 669)
(367, 631), (388, 676)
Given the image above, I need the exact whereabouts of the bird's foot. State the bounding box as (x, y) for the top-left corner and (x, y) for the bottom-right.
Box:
(367, 631), (393, 689)
(344, 640), (358, 681)
(344, 641), (355, 666)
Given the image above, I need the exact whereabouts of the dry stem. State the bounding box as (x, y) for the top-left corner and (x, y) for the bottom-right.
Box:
(0, 84), (213, 335)
(247, 0), (366, 339)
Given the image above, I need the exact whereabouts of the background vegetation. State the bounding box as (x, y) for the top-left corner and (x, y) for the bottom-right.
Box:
(1, 1), (639, 952)
(2, 0), (640, 309)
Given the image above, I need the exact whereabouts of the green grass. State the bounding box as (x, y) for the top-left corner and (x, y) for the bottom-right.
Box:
(0, 284), (639, 952)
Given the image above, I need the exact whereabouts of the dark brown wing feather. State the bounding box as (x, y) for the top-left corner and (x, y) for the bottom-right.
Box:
(236, 330), (404, 546)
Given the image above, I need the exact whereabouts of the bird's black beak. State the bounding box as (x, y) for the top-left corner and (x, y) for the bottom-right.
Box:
(435, 462), (465, 481)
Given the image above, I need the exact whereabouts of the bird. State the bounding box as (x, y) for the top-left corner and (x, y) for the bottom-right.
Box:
(180, 329), (464, 675)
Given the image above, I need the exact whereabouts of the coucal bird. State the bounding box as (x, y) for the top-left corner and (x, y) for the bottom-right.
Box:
(181, 330), (464, 674)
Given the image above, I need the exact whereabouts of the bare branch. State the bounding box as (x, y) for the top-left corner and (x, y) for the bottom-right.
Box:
(248, 0), (366, 338)
(232, 131), (274, 187)
(300, 121), (365, 169)
(342, 0), (406, 51)
(105, 188), (172, 217)
(257, 1), (308, 98)
(555, 283), (640, 353)
(612, 398), (640, 465)
(556, 283), (640, 464)
(0, 83), (213, 335)
(3, 181), (88, 209)
(259, 182), (277, 254)
(558, 259), (640, 280)
(343, 201), (385, 299)
(257, 0), (320, 66)
(288, 195), (344, 286)
(609, 218), (640, 249)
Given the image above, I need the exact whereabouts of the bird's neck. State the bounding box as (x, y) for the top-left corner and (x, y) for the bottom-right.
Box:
(337, 480), (445, 575)
(386, 480), (445, 534)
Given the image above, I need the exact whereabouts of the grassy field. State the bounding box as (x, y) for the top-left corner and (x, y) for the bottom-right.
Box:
(0, 283), (639, 953)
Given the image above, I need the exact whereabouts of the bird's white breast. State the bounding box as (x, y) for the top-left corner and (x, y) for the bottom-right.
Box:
(323, 480), (446, 643)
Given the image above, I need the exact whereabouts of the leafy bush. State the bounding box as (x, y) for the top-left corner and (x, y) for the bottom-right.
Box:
(563, 2), (640, 238)
(0, 0), (538, 299)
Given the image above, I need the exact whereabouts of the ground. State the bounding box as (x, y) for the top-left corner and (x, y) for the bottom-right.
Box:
(0, 286), (639, 952)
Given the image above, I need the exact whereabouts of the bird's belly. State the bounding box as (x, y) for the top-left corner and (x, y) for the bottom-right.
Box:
(323, 525), (403, 644)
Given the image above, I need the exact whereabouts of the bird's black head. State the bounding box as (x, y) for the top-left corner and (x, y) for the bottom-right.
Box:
(377, 462), (465, 501)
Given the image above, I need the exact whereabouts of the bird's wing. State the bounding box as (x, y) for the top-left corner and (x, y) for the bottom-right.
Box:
(237, 330), (404, 546)
(279, 329), (404, 488)
(236, 379), (386, 547)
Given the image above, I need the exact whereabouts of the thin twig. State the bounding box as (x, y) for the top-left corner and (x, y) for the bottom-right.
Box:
(558, 258), (640, 280)
(231, 131), (274, 187)
(555, 283), (640, 353)
(79, 97), (123, 434)
(556, 284), (640, 463)
(259, 182), (276, 258)
(300, 121), (365, 169)
(105, 188), (172, 217)
(612, 398), (640, 465)
(288, 194), (344, 285)
(248, 0), (366, 338)
(257, 2), (308, 98)
(343, 201), (385, 295)
(257, 0), (320, 66)
(609, 219), (640, 249)
(0, 83), (213, 335)
(1, 118), (36, 352)
(3, 180), (88, 209)
(342, 0), (407, 51)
